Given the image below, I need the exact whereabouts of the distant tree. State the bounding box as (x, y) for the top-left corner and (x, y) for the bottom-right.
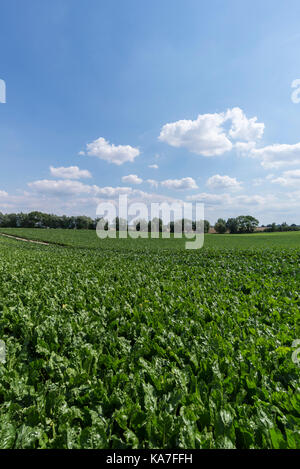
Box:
(214, 218), (227, 234)
(74, 216), (93, 230)
(16, 213), (28, 228)
(279, 222), (288, 232)
(235, 215), (259, 233)
(133, 219), (147, 232)
(5, 213), (18, 227)
(23, 211), (47, 228)
(225, 216), (259, 234)
(191, 220), (210, 233)
(226, 217), (239, 234)
(204, 220), (210, 234)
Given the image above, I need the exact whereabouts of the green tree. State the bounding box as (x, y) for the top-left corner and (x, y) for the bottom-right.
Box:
(235, 215), (259, 233)
(204, 220), (210, 234)
(191, 220), (210, 233)
(169, 221), (175, 234)
(214, 218), (227, 234)
(226, 217), (239, 234)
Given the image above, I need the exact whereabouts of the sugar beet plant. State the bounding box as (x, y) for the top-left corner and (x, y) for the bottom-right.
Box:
(0, 235), (299, 449)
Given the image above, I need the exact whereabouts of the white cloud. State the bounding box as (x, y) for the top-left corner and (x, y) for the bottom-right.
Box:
(158, 108), (264, 157)
(270, 169), (300, 187)
(161, 177), (198, 190)
(96, 186), (133, 197)
(50, 166), (92, 180)
(1, 181), (299, 225)
(147, 179), (159, 188)
(235, 141), (257, 156)
(186, 192), (273, 208)
(148, 164), (159, 169)
(291, 79), (300, 104)
(206, 174), (242, 191)
(226, 107), (264, 142)
(28, 179), (94, 195)
(122, 174), (143, 185)
(28, 179), (133, 198)
(186, 192), (228, 205)
(159, 112), (232, 157)
(234, 194), (270, 206)
(83, 137), (140, 165)
(247, 143), (300, 169)
(128, 190), (184, 208)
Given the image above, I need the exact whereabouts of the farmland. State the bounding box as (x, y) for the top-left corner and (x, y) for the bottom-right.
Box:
(1, 227), (300, 250)
(0, 230), (299, 449)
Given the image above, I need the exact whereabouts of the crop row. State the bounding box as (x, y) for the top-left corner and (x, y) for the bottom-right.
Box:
(0, 237), (299, 448)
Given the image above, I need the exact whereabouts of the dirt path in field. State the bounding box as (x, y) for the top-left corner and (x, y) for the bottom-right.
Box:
(0, 233), (50, 245)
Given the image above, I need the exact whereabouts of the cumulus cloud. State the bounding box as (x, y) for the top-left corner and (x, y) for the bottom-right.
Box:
(2, 180), (299, 225)
(95, 186), (132, 197)
(270, 169), (300, 187)
(158, 108), (264, 157)
(186, 192), (228, 205)
(159, 112), (232, 157)
(28, 179), (133, 198)
(83, 137), (140, 165)
(186, 192), (272, 207)
(206, 174), (242, 191)
(148, 164), (159, 169)
(122, 174), (143, 185)
(28, 179), (94, 195)
(161, 177), (198, 190)
(226, 107), (264, 142)
(50, 166), (92, 179)
(248, 143), (300, 169)
(235, 141), (257, 155)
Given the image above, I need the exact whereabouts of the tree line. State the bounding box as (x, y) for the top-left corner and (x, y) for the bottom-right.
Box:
(214, 216), (259, 234)
(214, 216), (299, 234)
(0, 212), (96, 230)
(263, 222), (300, 232)
(0, 211), (298, 234)
(0, 211), (212, 233)
(91, 217), (212, 233)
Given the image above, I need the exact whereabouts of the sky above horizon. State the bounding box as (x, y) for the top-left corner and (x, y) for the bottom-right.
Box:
(1, 0), (300, 225)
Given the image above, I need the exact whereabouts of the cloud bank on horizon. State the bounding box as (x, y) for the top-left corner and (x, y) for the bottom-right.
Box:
(1, 106), (300, 224)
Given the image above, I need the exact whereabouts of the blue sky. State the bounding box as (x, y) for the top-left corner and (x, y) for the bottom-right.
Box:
(1, 0), (300, 224)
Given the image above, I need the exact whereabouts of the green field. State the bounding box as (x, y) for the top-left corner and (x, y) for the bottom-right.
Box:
(1, 227), (300, 250)
(0, 230), (299, 449)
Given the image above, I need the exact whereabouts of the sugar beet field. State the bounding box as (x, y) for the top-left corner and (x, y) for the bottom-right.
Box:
(0, 229), (299, 449)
